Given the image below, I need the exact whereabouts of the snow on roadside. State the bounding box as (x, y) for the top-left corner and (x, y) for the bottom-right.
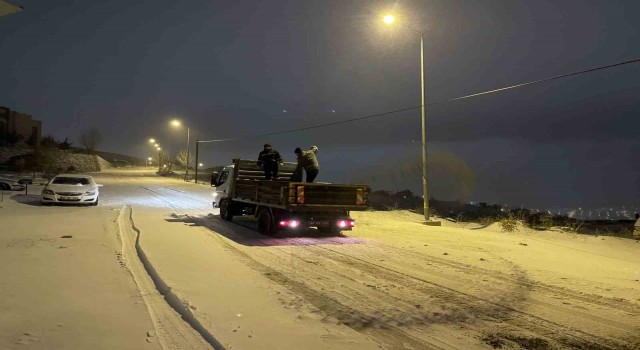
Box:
(350, 210), (640, 302)
(0, 193), (161, 350)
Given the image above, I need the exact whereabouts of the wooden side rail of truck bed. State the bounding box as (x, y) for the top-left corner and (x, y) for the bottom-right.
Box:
(230, 159), (369, 211)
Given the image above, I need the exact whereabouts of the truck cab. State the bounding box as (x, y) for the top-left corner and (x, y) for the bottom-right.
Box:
(211, 165), (233, 208)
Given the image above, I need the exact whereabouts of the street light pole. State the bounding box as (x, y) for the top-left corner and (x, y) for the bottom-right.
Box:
(420, 33), (430, 221)
(184, 127), (190, 181)
(194, 140), (199, 184)
(383, 14), (438, 224)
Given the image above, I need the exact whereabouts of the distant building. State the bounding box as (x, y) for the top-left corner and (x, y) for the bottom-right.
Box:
(0, 106), (42, 147)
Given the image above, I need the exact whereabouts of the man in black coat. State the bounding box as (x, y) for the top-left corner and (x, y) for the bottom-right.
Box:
(257, 144), (283, 180)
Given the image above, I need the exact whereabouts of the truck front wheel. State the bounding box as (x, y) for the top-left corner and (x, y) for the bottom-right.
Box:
(220, 199), (234, 221)
(257, 208), (276, 235)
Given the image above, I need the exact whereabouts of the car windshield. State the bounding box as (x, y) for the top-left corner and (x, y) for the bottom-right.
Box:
(52, 177), (91, 185)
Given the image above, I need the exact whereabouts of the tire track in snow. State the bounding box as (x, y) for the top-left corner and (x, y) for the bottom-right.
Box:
(377, 243), (640, 316)
(307, 245), (630, 350)
(336, 242), (640, 336)
(360, 238), (640, 343)
(117, 205), (224, 350)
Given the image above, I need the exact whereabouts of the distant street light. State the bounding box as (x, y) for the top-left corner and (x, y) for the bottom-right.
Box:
(148, 138), (162, 171)
(170, 119), (191, 181)
(383, 13), (437, 224)
(198, 163), (203, 167)
(157, 148), (162, 172)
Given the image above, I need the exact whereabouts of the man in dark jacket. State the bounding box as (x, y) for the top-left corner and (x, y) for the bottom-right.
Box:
(257, 144), (283, 180)
(293, 145), (319, 182)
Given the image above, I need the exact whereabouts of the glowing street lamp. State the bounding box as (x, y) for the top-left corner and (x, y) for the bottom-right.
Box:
(383, 14), (436, 224)
(198, 163), (203, 167)
(149, 138), (156, 144)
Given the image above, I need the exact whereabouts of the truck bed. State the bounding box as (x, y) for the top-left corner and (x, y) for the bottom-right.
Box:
(231, 159), (369, 211)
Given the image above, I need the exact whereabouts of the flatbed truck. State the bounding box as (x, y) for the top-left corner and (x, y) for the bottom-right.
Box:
(211, 159), (369, 235)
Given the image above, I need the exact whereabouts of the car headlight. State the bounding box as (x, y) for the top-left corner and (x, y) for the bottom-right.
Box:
(42, 189), (55, 195)
(85, 191), (96, 195)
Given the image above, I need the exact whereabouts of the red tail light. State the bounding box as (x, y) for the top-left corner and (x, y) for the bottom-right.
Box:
(279, 220), (300, 228)
(337, 220), (356, 228)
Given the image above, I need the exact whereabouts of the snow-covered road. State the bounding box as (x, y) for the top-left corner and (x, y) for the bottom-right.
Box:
(2, 168), (639, 350)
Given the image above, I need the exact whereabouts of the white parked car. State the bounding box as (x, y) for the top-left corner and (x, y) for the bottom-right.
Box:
(41, 174), (102, 206)
(0, 177), (25, 191)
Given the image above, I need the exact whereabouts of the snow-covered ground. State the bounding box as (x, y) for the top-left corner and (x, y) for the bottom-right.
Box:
(1, 167), (639, 349)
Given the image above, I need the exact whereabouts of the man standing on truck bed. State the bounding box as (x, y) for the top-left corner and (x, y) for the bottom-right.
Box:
(257, 144), (283, 180)
(293, 145), (320, 182)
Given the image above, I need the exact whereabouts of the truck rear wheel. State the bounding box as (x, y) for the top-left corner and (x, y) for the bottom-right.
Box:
(220, 199), (234, 221)
(257, 208), (276, 235)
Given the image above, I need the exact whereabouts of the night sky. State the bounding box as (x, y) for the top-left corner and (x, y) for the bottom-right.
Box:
(1, 0), (639, 211)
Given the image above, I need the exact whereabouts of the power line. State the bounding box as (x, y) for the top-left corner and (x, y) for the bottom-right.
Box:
(197, 105), (422, 143)
(443, 57), (640, 102)
(198, 57), (640, 143)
